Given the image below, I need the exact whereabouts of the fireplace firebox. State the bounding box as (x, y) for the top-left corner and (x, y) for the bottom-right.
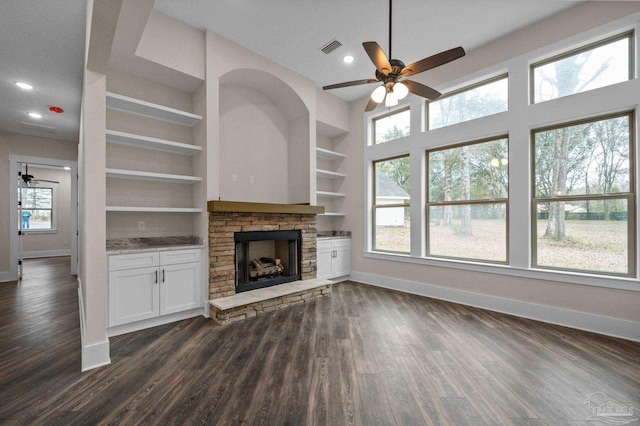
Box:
(234, 230), (301, 293)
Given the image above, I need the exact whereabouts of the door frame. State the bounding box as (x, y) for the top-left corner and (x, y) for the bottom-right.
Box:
(9, 155), (78, 279)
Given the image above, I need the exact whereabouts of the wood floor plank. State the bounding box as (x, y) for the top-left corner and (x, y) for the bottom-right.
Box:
(1, 262), (639, 425)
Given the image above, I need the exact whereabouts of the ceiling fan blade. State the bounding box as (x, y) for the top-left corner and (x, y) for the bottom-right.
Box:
(363, 41), (392, 75)
(34, 179), (60, 184)
(403, 80), (441, 100)
(401, 47), (466, 77)
(323, 79), (378, 90)
(365, 98), (379, 112)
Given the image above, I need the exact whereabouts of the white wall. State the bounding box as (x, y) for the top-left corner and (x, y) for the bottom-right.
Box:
(219, 84), (291, 204)
(341, 2), (640, 336)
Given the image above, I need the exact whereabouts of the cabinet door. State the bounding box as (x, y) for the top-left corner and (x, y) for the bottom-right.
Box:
(332, 240), (352, 277)
(316, 240), (333, 279)
(109, 267), (159, 326)
(160, 262), (201, 315)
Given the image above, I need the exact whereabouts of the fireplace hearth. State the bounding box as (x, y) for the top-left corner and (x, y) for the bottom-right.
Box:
(235, 230), (301, 293)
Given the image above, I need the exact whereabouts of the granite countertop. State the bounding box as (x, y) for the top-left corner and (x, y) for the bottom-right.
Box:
(106, 236), (204, 254)
(317, 231), (351, 239)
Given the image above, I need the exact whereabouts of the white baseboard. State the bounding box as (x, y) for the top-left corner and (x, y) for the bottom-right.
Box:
(0, 271), (14, 283)
(350, 271), (640, 343)
(78, 282), (112, 372)
(23, 249), (71, 259)
(107, 308), (205, 337)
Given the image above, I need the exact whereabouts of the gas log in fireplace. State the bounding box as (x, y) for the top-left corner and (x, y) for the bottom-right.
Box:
(234, 230), (301, 293)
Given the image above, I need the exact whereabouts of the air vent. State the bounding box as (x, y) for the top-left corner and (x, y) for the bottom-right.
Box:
(320, 39), (342, 54)
(20, 122), (56, 133)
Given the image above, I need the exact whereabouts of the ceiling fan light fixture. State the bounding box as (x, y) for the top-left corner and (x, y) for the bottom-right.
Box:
(371, 85), (387, 103)
(394, 82), (409, 100)
(385, 91), (399, 107)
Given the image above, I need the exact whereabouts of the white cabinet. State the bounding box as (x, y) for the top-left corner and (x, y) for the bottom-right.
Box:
(317, 238), (351, 280)
(108, 249), (201, 327)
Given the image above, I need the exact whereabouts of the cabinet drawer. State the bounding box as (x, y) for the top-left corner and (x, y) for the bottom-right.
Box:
(332, 239), (351, 249)
(160, 249), (201, 265)
(317, 239), (333, 251)
(109, 252), (160, 271)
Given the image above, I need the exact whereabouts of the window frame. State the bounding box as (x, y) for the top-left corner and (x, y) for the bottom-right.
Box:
(20, 184), (58, 233)
(425, 135), (510, 264)
(530, 111), (636, 277)
(530, 31), (635, 104)
(372, 106), (411, 145)
(426, 73), (509, 130)
(372, 154), (411, 254)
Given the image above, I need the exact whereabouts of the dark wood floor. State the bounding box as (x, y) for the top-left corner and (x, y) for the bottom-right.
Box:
(1, 257), (638, 425)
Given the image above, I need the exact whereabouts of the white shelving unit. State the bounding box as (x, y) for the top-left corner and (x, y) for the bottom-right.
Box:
(106, 206), (203, 213)
(316, 147), (346, 160)
(106, 92), (202, 126)
(106, 130), (202, 155)
(317, 190), (346, 198)
(106, 168), (202, 184)
(105, 90), (204, 218)
(316, 169), (346, 179)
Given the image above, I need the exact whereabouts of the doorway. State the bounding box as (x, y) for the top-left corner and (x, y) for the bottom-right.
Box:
(9, 155), (78, 281)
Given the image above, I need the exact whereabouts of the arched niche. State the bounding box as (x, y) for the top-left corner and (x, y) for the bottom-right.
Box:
(218, 69), (311, 204)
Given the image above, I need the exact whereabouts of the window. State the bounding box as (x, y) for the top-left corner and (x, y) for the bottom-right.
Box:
(532, 32), (633, 103)
(532, 112), (635, 276)
(427, 137), (508, 262)
(20, 186), (55, 231)
(373, 107), (410, 144)
(427, 75), (508, 130)
(373, 156), (410, 253)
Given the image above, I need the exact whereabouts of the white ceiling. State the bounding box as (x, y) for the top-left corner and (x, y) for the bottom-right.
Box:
(154, 0), (582, 102)
(0, 0), (86, 142)
(0, 0), (582, 143)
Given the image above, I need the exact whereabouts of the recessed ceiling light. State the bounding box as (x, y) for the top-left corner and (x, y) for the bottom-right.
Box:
(28, 112), (42, 119)
(15, 81), (34, 90)
(342, 55), (355, 64)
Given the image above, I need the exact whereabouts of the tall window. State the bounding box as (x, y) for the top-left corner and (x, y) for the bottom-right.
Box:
(532, 112), (635, 276)
(373, 107), (410, 144)
(427, 75), (508, 130)
(427, 137), (509, 262)
(532, 32), (633, 103)
(373, 156), (410, 253)
(20, 186), (54, 231)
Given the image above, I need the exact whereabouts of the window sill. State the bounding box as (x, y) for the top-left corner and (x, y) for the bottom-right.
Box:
(22, 229), (57, 235)
(364, 251), (640, 292)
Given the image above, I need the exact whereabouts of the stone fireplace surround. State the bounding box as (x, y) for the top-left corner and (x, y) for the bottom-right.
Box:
(208, 201), (331, 323)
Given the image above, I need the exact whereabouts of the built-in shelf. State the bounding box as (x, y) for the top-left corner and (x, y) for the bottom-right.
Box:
(319, 212), (346, 217)
(106, 130), (202, 155)
(316, 169), (346, 179)
(316, 147), (346, 160)
(317, 191), (346, 198)
(106, 168), (202, 184)
(106, 206), (203, 213)
(106, 92), (202, 126)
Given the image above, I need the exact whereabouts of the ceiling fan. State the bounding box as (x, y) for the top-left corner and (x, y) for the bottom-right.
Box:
(322, 0), (466, 111)
(19, 164), (59, 186)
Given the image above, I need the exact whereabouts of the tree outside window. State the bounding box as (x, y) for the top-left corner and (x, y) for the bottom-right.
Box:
(20, 187), (53, 230)
(373, 108), (410, 144)
(428, 76), (508, 130)
(373, 156), (410, 253)
(427, 137), (509, 262)
(532, 33), (632, 103)
(532, 113), (634, 275)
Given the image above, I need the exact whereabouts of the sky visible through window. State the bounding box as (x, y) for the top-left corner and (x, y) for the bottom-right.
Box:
(533, 36), (630, 103)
